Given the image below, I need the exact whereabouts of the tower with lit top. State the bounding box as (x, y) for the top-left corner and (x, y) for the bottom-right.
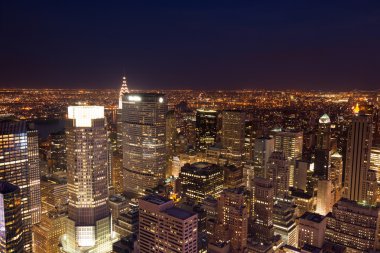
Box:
(61, 106), (113, 253)
(117, 76), (129, 151)
(314, 113), (332, 180)
(343, 107), (373, 204)
(122, 93), (167, 195)
(119, 76), (129, 109)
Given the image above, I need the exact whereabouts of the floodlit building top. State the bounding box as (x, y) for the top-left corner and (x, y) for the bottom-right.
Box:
(67, 106), (104, 127)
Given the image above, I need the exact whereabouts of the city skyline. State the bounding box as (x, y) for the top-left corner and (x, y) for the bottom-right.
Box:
(1, 1), (380, 91)
(2, 2), (380, 253)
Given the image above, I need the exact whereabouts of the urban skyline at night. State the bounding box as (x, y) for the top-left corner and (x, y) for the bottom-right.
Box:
(2, 1), (380, 253)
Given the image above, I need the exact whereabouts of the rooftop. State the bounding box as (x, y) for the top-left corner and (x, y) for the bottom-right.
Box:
(300, 212), (325, 223)
(181, 162), (222, 175)
(224, 186), (247, 195)
(141, 194), (171, 206)
(109, 194), (127, 203)
(163, 207), (196, 220)
(290, 189), (312, 199)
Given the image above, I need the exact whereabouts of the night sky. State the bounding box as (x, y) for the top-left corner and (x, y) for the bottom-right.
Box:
(1, 1), (380, 91)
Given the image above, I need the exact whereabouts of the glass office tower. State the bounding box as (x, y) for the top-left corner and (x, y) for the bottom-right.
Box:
(61, 106), (113, 253)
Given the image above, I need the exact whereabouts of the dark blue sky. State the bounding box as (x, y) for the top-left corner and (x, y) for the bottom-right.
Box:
(1, 1), (380, 90)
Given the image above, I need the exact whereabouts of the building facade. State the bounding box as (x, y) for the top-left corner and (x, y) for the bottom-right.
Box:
(179, 162), (224, 203)
(298, 212), (326, 249)
(325, 198), (380, 252)
(62, 106), (113, 253)
(0, 118), (41, 252)
(139, 195), (198, 253)
(253, 177), (274, 243)
(0, 181), (23, 253)
(195, 109), (218, 151)
(267, 151), (290, 199)
(221, 110), (246, 160)
(344, 114), (373, 203)
(273, 131), (303, 187)
(253, 137), (274, 178)
(217, 187), (249, 252)
(122, 93), (167, 195)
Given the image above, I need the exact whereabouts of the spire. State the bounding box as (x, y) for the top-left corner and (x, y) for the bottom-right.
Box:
(120, 76), (129, 96)
(119, 75), (129, 109)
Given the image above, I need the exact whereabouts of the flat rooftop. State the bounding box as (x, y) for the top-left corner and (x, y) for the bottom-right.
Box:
(192, 162), (211, 169)
(163, 207), (196, 220)
(141, 194), (171, 205)
(300, 212), (325, 223)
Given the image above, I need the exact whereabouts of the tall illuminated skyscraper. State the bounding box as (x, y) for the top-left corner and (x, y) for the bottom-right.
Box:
(343, 113), (373, 203)
(253, 177), (274, 243)
(217, 187), (249, 252)
(273, 130), (303, 187)
(370, 145), (380, 182)
(267, 151), (289, 199)
(117, 76), (129, 151)
(28, 125), (41, 225)
(221, 110), (246, 159)
(314, 114), (332, 180)
(253, 136), (274, 178)
(0, 181), (23, 253)
(195, 109), (218, 151)
(122, 93), (167, 195)
(0, 118), (41, 252)
(48, 131), (67, 173)
(61, 106), (113, 253)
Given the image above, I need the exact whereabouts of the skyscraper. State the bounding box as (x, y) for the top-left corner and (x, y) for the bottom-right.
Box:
(48, 130), (67, 173)
(62, 106), (113, 252)
(267, 151), (289, 199)
(314, 114), (332, 180)
(179, 162), (224, 203)
(117, 76), (129, 151)
(0, 118), (40, 252)
(195, 109), (218, 151)
(253, 177), (274, 243)
(273, 199), (298, 247)
(294, 160), (311, 192)
(253, 136), (274, 178)
(217, 187), (249, 252)
(370, 144), (380, 182)
(139, 195), (198, 253)
(315, 180), (333, 215)
(122, 93), (167, 195)
(0, 181), (23, 253)
(27, 125), (41, 225)
(273, 130), (303, 187)
(343, 114), (373, 203)
(221, 110), (246, 159)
